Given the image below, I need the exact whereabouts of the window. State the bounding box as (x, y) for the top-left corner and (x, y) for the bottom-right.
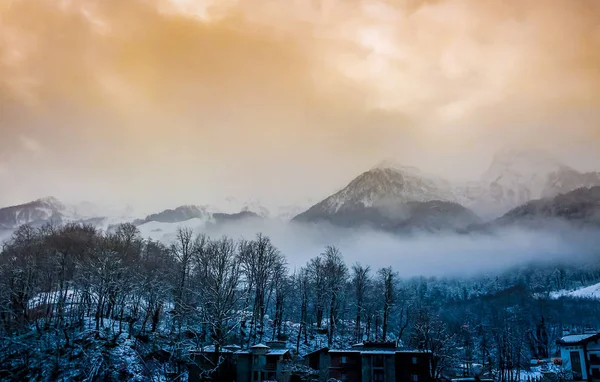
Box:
(412, 356), (418, 365)
(374, 355), (385, 367)
(374, 371), (385, 381)
(341, 356), (347, 364)
(412, 374), (419, 382)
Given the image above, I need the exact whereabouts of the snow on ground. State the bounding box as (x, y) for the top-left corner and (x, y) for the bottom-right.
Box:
(551, 282), (600, 299)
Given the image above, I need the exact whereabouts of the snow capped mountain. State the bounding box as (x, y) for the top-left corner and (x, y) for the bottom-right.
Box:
(134, 205), (212, 225)
(292, 162), (480, 232)
(543, 166), (600, 198)
(304, 162), (459, 216)
(0, 197), (139, 242)
(130, 204), (265, 243)
(494, 186), (600, 228)
(467, 149), (600, 218)
(0, 196), (66, 230)
(293, 149), (600, 232)
(2, 148), (598, 240)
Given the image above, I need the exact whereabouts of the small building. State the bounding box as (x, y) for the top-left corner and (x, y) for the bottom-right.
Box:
(304, 341), (433, 382)
(234, 341), (293, 382)
(557, 332), (600, 381)
(305, 347), (330, 381)
(188, 345), (238, 382)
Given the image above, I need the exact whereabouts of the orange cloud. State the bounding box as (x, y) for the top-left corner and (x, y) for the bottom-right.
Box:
(0, 0), (599, 208)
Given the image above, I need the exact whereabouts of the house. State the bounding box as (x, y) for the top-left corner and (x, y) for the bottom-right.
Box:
(329, 349), (363, 381)
(188, 345), (238, 382)
(304, 341), (433, 382)
(557, 332), (600, 381)
(305, 347), (331, 381)
(234, 341), (293, 382)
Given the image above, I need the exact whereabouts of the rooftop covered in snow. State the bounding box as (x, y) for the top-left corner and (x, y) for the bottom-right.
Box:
(557, 332), (600, 345)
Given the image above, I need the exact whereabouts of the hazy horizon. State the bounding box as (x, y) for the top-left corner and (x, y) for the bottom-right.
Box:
(1, 0), (600, 213)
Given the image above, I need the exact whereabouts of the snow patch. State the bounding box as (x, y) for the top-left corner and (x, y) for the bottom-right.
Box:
(551, 282), (600, 300)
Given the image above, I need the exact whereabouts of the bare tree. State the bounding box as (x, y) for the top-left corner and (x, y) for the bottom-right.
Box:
(240, 234), (285, 345)
(271, 260), (289, 341)
(410, 309), (457, 379)
(307, 256), (327, 330)
(171, 228), (207, 335)
(351, 263), (371, 343)
(378, 266), (396, 342)
(295, 267), (310, 353)
(322, 246), (348, 348)
(196, 237), (244, 354)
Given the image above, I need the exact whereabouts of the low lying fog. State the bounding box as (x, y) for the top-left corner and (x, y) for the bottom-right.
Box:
(195, 219), (600, 277)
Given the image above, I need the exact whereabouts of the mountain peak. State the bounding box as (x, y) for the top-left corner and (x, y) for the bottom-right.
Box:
(371, 159), (422, 174)
(293, 162), (460, 225)
(34, 196), (66, 211)
(36, 196), (62, 204)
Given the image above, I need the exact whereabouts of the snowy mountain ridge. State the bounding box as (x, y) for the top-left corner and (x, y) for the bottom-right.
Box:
(2, 148), (599, 240)
(319, 166), (459, 214)
(464, 149), (600, 218)
(292, 148), (600, 228)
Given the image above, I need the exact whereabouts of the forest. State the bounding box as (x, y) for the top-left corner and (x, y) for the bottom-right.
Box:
(1, 222), (600, 381)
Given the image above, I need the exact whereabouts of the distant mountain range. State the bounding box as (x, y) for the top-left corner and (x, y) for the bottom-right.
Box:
(1, 149), (599, 242)
(291, 165), (479, 233)
(467, 149), (600, 217)
(292, 149), (600, 232)
(493, 186), (600, 228)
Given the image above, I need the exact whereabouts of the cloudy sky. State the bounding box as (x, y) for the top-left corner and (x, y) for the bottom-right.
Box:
(1, 0), (599, 212)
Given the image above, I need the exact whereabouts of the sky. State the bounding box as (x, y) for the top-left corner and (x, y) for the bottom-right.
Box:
(1, 0), (600, 212)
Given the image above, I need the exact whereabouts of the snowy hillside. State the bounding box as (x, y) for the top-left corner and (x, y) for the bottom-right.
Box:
(133, 206), (263, 243)
(551, 282), (600, 299)
(292, 163), (481, 232)
(296, 163), (459, 216)
(467, 149), (600, 218)
(493, 186), (600, 228)
(0, 196), (67, 229)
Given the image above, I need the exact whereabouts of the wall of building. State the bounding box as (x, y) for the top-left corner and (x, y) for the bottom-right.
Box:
(395, 353), (432, 382)
(561, 345), (586, 380)
(235, 355), (252, 382)
(586, 341), (600, 381)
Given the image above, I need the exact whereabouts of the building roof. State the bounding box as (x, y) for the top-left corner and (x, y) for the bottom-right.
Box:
(329, 350), (361, 353)
(267, 349), (290, 355)
(328, 348), (430, 355)
(251, 343), (270, 349)
(304, 347), (329, 356)
(396, 350), (433, 354)
(360, 350), (397, 355)
(191, 345), (234, 353)
(557, 332), (600, 345)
